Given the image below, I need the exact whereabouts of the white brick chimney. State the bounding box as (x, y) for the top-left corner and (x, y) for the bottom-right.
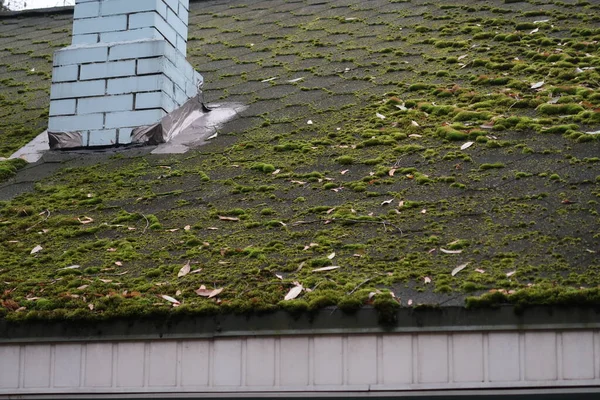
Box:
(48, 0), (203, 147)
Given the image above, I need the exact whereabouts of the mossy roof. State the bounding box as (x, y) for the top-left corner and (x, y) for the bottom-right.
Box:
(1, 0), (600, 326)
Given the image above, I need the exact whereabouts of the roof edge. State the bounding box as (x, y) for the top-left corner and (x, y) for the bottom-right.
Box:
(2, 305), (600, 343)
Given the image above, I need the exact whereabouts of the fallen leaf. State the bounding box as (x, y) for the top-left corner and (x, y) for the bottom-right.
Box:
(506, 270), (517, 277)
(381, 199), (393, 206)
(424, 276), (431, 284)
(208, 288), (223, 298)
(206, 132), (218, 140)
(420, 209), (427, 214)
(327, 252), (336, 260)
(583, 130), (600, 135)
(161, 294), (180, 305)
(389, 168), (396, 177)
(440, 248), (462, 254)
(409, 134), (422, 138)
(77, 285), (89, 290)
(408, 299), (413, 306)
(534, 19), (549, 23)
(475, 268), (486, 274)
(78, 216), (94, 224)
(275, 274), (283, 280)
(88, 303), (94, 311)
(452, 262), (469, 277)
(261, 77), (277, 83)
(59, 265), (80, 270)
(376, 112), (386, 120)
(272, 169), (280, 175)
(460, 141), (474, 150)
(530, 81), (545, 89)
(287, 77), (304, 83)
(340, 169), (349, 175)
(312, 266), (340, 272)
(411, 120), (420, 127)
(166, 228), (179, 232)
(114, 261), (123, 267)
(307, 120), (314, 125)
(218, 216), (239, 221)
(30, 245), (43, 254)
(184, 225), (191, 231)
(107, 248), (117, 252)
(529, 27), (539, 34)
(291, 180), (306, 185)
(190, 268), (203, 274)
(284, 284), (303, 301)
(178, 260), (191, 277)
(99, 279), (113, 283)
(457, 54), (468, 60)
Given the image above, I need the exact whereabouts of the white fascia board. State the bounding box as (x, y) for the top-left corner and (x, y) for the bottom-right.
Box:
(1, 329), (600, 397)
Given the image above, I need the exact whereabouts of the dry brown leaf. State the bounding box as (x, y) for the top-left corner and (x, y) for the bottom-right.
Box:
(30, 245), (43, 254)
(340, 169), (349, 175)
(312, 266), (340, 272)
(460, 141), (474, 150)
(475, 268), (486, 274)
(440, 248), (462, 254)
(506, 270), (517, 277)
(88, 303), (94, 311)
(184, 225), (191, 231)
(78, 216), (94, 224)
(272, 169), (281, 175)
(107, 248), (117, 252)
(327, 252), (336, 260)
(178, 260), (191, 278)
(77, 285), (89, 290)
(114, 261), (123, 267)
(389, 168), (396, 177)
(218, 216), (239, 222)
(160, 294), (180, 305)
(424, 276), (432, 284)
(408, 299), (413, 306)
(284, 284), (303, 301)
(451, 262), (469, 277)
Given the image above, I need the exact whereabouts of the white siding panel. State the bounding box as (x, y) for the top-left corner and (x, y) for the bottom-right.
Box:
(525, 332), (557, 381)
(452, 333), (484, 383)
(53, 344), (81, 388)
(23, 345), (51, 388)
(381, 334), (412, 385)
(562, 331), (594, 380)
(84, 343), (113, 387)
(488, 332), (520, 382)
(0, 346), (20, 389)
(246, 338), (275, 386)
(417, 334), (448, 383)
(181, 341), (210, 387)
(279, 337), (309, 386)
(116, 343), (144, 388)
(346, 335), (377, 385)
(149, 342), (177, 387)
(212, 339), (241, 386)
(313, 337), (343, 385)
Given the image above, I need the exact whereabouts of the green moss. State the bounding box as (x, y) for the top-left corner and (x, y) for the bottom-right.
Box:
(479, 163), (505, 170)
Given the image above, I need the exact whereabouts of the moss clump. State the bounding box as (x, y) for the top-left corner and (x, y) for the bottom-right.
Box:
(0, 158), (27, 182)
(251, 163), (276, 173)
(538, 104), (585, 115)
(479, 163), (505, 170)
(437, 126), (468, 141)
(373, 294), (400, 324)
(336, 155), (354, 165)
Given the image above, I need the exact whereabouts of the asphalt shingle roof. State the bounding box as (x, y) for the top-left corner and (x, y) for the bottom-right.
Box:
(0, 0), (599, 325)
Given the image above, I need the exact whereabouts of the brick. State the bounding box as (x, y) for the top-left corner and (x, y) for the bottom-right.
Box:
(78, 94), (133, 114)
(107, 75), (171, 96)
(49, 113), (104, 132)
(118, 128), (133, 144)
(163, 0), (178, 13)
(174, 86), (187, 105)
(73, 15), (127, 35)
(88, 129), (117, 146)
(108, 39), (167, 61)
(49, 99), (76, 116)
(175, 34), (186, 55)
(166, 8), (187, 40)
(100, 0), (162, 16)
(137, 57), (163, 75)
(105, 109), (165, 129)
(101, 27), (162, 44)
(73, 1), (99, 19)
(53, 46), (108, 66)
(80, 60), (136, 80)
(129, 12), (177, 46)
(135, 91), (176, 112)
(178, 3), (189, 22)
(51, 80), (106, 100)
(72, 34), (99, 45)
(52, 65), (79, 82)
